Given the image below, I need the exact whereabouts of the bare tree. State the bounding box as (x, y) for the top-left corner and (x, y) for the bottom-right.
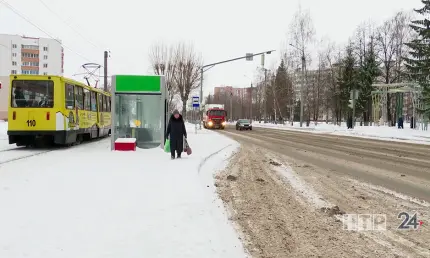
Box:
(353, 21), (377, 66)
(311, 44), (332, 124)
(289, 6), (315, 66)
(375, 11), (411, 124)
(323, 41), (343, 124)
(288, 5), (315, 126)
(173, 43), (203, 117)
(148, 42), (178, 112)
(253, 68), (266, 121)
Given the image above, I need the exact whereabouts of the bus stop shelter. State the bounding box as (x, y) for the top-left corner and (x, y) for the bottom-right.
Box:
(110, 75), (169, 150)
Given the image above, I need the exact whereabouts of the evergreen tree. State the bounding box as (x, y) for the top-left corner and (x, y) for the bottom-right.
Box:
(274, 59), (290, 120)
(404, 0), (430, 116)
(356, 37), (381, 123)
(338, 44), (359, 118)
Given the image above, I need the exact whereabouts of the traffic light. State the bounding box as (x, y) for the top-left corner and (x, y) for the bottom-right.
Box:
(348, 99), (353, 108)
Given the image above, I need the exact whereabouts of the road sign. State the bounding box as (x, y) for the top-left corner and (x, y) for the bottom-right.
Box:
(192, 96), (199, 108)
(246, 53), (253, 61)
(349, 89), (360, 108)
(350, 89), (360, 100)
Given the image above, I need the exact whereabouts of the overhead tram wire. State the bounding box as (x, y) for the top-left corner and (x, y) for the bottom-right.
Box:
(1, 0), (93, 63)
(36, 0), (103, 50)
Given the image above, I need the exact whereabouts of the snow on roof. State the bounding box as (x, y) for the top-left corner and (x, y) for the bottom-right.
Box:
(115, 138), (136, 143)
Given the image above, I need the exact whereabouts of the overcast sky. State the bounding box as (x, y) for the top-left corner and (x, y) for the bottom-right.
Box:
(0, 0), (421, 96)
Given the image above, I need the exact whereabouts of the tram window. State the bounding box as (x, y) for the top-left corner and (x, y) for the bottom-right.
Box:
(83, 89), (90, 111)
(103, 95), (107, 112)
(65, 83), (74, 109)
(98, 93), (103, 112)
(107, 97), (111, 111)
(75, 86), (83, 109)
(90, 91), (97, 111)
(12, 80), (54, 108)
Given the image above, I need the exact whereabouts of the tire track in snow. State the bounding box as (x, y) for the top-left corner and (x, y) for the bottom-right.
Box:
(197, 143), (234, 173)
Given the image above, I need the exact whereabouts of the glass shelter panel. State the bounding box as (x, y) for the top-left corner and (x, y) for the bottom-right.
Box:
(114, 94), (162, 149)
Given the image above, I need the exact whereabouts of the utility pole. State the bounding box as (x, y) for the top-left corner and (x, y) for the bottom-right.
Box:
(199, 68), (203, 129)
(261, 53), (268, 123)
(412, 83), (416, 129)
(300, 52), (305, 127)
(289, 43), (306, 127)
(264, 68), (267, 123)
(104, 51), (108, 91)
(230, 92), (233, 121)
(250, 83), (253, 122)
(352, 93), (356, 128)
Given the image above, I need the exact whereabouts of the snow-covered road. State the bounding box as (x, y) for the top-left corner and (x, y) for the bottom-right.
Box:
(232, 121), (430, 145)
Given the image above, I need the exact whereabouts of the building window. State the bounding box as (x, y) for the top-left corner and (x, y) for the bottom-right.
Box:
(12, 53), (17, 57)
(11, 70), (17, 74)
(12, 61), (17, 66)
(21, 45), (38, 50)
(21, 70), (39, 75)
(22, 62), (39, 66)
(22, 53), (39, 58)
(12, 44), (17, 48)
(43, 64), (48, 68)
(43, 72), (47, 75)
(43, 46), (48, 51)
(44, 55), (48, 60)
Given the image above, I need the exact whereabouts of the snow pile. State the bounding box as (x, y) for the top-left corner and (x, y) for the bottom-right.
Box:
(234, 121), (430, 144)
(269, 156), (332, 209)
(0, 120), (6, 135)
(0, 120), (9, 148)
(0, 124), (247, 258)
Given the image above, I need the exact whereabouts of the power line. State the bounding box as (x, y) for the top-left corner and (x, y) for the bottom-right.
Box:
(0, 43), (10, 50)
(1, 0), (93, 63)
(35, 0), (103, 50)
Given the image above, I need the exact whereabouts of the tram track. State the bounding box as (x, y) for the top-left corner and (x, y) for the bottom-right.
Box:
(0, 137), (110, 166)
(0, 147), (25, 152)
(0, 149), (56, 166)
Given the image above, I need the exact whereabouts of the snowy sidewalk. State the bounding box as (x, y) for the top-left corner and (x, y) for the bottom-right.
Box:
(234, 121), (430, 145)
(0, 123), (247, 258)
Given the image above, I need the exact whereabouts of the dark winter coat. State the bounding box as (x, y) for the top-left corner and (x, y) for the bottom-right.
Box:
(166, 114), (187, 152)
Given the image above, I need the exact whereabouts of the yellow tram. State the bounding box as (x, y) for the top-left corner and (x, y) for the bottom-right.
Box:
(7, 75), (111, 146)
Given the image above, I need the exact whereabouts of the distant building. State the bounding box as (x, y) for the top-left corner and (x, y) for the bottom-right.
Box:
(213, 85), (252, 102)
(0, 34), (64, 119)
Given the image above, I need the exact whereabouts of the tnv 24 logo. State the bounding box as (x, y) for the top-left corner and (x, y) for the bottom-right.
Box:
(397, 212), (424, 230)
(342, 212), (423, 231)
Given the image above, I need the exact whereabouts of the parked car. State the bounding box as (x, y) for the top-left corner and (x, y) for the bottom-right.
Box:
(236, 119), (252, 130)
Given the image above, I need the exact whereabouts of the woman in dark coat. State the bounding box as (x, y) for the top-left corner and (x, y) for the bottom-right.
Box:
(166, 109), (187, 159)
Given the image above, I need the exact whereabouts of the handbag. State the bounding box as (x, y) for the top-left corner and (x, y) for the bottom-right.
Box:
(184, 138), (192, 155)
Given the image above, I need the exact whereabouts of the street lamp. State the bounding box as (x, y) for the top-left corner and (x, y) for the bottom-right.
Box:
(199, 50), (275, 129)
(289, 43), (305, 127)
(243, 74), (253, 121)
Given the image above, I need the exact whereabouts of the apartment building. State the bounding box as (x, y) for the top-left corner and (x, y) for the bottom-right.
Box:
(0, 34), (64, 119)
(214, 86), (252, 101)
